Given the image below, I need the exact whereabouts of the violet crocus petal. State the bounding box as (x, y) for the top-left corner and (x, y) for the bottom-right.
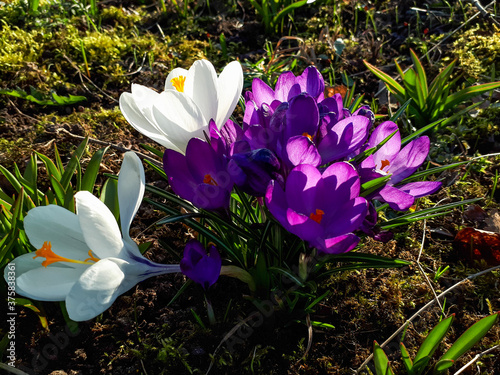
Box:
(220, 120), (244, 148)
(369, 121), (401, 167)
(193, 184), (230, 210)
(318, 115), (370, 163)
(251, 78), (276, 107)
(319, 94), (343, 124)
(313, 233), (360, 255)
(286, 209), (324, 242)
(320, 162), (361, 203)
(352, 106), (375, 127)
(296, 66), (325, 99)
(163, 149), (197, 202)
(274, 71), (297, 102)
(185, 138), (224, 183)
(389, 136), (430, 183)
(378, 185), (415, 211)
(286, 135), (321, 167)
(323, 197), (368, 237)
(284, 94), (319, 140)
(285, 164), (322, 216)
(398, 181), (442, 198)
(287, 83), (302, 101)
(265, 180), (290, 231)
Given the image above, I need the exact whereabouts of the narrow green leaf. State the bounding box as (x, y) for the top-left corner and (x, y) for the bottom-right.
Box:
(140, 143), (164, 159)
(410, 49), (428, 98)
(81, 146), (109, 192)
(400, 342), (413, 373)
(49, 176), (66, 206)
(100, 178), (119, 221)
(360, 175), (392, 197)
(35, 151), (62, 181)
(413, 315), (454, 371)
(389, 98), (413, 122)
(373, 341), (394, 375)
(364, 60), (406, 96)
(433, 359), (454, 374)
(268, 266), (305, 287)
(60, 138), (88, 191)
(439, 312), (499, 362)
(443, 81), (500, 112)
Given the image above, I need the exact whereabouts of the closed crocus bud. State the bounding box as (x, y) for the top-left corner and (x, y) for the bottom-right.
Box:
(229, 148), (282, 197)
(180, 240), (221, 289)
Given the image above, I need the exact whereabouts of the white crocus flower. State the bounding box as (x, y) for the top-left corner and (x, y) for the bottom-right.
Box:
(4, 152), (180, 321)
(119, 59), (243, 154)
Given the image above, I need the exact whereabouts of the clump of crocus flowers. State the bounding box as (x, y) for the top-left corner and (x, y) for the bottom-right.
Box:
(5, 59), (442, 321)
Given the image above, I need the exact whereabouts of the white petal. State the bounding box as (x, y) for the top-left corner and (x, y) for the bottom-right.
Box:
(118, 152), (145, 256)
(184, 60), (218, 125)
(66, 259), (128, 321)
(165, 67), (189, 90)
(119, 89), (178, 150)
(76, 191), (125, 259)
(24, 205), (89, 260)
(216, 60), (243, 128)
(15, 265), (87, 301)
(152, 91), (208, 153)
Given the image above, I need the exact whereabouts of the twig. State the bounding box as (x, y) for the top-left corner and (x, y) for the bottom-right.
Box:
(7, 99), (39, 123)
(62, 53), (118, 103)
(452, 344), (500, 375)
(52, 128), (162, 167)
(355, 264), (500, 373)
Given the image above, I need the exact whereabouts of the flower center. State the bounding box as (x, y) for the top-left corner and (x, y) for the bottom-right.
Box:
(309, 209), (325, 224)
(302, 132), (314, 142)
(33, 241), (100, 268)
(380, 159), (391, 170)
(203, 174), (218, 186)
(171, 75), (186, 92)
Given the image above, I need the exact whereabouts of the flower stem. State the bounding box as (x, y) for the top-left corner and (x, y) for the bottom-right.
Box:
(205, 294), (216, 325)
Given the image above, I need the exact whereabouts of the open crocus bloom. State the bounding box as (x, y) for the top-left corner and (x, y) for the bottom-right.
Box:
(4, 152), (180, 321)
(266, 162), (368, 254)
(359, 121), (442, 211)
(119, 59), (243, 153)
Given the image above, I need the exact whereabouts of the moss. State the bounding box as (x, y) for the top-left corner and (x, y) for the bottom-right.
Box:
(452, 25), (500, 79)
(0, 24), (49, 71)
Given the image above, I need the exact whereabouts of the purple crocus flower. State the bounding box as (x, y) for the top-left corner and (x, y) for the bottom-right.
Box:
(359, 121), (442, 211)
(163, 136), (233, 210)
(181, 240), (221, 289)
(246, 66), (325, 109)
(265, 162), (368, 254)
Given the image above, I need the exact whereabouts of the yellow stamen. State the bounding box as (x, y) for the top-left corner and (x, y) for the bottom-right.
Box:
(302, 132), (314, 142)
(171, 75), (186, 92)
(309, 209), (325, 224)
(380, 159), (390, 170)
(203, 174), (218, 186)
(33, 241), (100, 268)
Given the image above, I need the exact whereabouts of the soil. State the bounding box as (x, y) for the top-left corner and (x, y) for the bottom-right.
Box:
(1, 0), (500, 374)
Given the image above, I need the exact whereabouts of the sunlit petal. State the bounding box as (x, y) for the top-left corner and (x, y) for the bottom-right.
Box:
(76, 191), (124, 258)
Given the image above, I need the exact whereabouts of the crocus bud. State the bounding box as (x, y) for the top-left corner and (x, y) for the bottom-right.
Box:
(229, 148), (281, 197)
(180, 240), (221, 289)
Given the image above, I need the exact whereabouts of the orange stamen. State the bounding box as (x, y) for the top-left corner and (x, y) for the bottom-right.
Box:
(203, 174), (218, 186)
(380, 159), (391, 170)
(302, 132), (314, 142)
(170, 76), (186, 92)
(33, 241), (100, 268)
(309, 209), (325, 224)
